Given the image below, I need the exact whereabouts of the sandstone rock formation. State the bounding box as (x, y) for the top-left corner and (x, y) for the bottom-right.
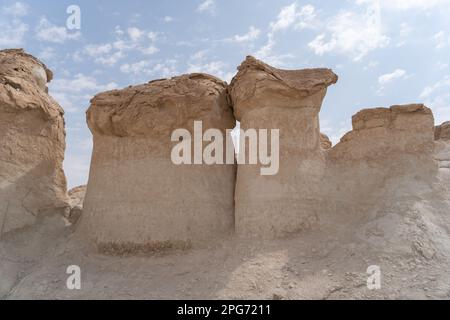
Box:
(82, 74), (236, 253)
(320, 133), (332, 150)
(64, 185), (86, 225)
(0, 49), (68, 235)
(324, 104), (437, 228)
(435, 121), (450, 179)
(229, 56), (338, 238)
(435, 121), (450, 141)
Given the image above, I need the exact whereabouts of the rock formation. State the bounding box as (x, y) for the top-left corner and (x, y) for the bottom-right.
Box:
(435, 121), (450, 141)
(320, 133), (332, 150)
(323, 104), (437, 228)
(435, 121), (450, 192)
(64, 185), (86, 225)
(0, 49), (68, 235)
(82, 74), (236, 253)
(229, 56), (338, 238)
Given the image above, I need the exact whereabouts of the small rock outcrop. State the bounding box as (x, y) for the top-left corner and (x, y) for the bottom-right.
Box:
(229, 56), (338, 238)
(82, 74), (236, 253)
(64, 185), (87, 225)
(0, 49), (68, 235)
(329, 104), (435, 160)
(320, 133), (332, 150)
(435, 121), (450, 141)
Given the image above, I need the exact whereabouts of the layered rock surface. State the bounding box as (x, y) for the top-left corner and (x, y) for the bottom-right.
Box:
(229, 56), (338, 238)
(0, 49), (68, 235)
(82, 74), (236, 253)
(435, 121), (450, 141)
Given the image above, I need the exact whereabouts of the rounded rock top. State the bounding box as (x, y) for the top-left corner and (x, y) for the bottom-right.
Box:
(87, 73), (234, 137)
(229, 56), (338, 120)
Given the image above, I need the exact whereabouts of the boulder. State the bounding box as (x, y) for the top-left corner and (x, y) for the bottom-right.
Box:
(0, 49), (68, 235)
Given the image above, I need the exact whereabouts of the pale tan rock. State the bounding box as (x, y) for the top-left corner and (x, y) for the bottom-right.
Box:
(65, 185), (86, 224)
(435, 121), (450, 140)
(0, 49), (68, 235)
(330, 104), (435, 161)
(229, 56), (337, 238)
(82, 73), (236, 253)
(323, 104), (437, 224)
(320, 133), (332, 150)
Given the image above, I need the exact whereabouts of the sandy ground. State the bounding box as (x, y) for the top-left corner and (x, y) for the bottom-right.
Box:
(2, 198), (450, 300)
(2, 142), (449, 300)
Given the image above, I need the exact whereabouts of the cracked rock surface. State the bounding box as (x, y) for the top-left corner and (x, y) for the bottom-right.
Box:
(0, 49), (68, 236)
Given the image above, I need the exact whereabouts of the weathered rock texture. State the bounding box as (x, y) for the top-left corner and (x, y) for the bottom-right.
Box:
(0, 49), (68, 235)
(320, 133), (332, 150)
(324, 104), (437, 230)
(82, 74), (236, 253)
(435, 121), (450, 141)
(65, 185), (86, 225)
(229, 56), (338, 238)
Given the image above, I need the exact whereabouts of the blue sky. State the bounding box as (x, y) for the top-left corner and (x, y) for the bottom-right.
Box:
(1, 0), (450, 187)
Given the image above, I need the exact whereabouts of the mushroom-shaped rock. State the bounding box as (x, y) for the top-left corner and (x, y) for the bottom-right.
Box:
(229, 56), (338, 238)
(82, 73), (236, 253)
(0, 49), (68, 235)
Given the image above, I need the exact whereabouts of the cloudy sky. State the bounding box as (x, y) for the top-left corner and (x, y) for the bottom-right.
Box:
(1, 0), (450, 187)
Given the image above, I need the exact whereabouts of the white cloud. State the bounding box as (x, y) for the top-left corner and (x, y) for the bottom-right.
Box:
(419, 76), (450, 124)
(187, 60), (234, 82)
(231, 26), (261, 43)
(82, 26), (160, 66)
(127, 27), (145, 42)
(255, 3), (316, 66)
(308, 2), (389, 61)
(140, 46), (159, 55)
(376, 69), (408, 95)
(197, 0), (216, 14)
(436, 61), (449, 70)
(433, 31), (450, 49)
(84, 43), (113, 56)
(94, 51), (125, 66)
(121, 59), (179, 79)
(270, 3), (316, 33)
(357, 0), (447, 10)
(378, 69), (407, 85)
(164, 16), (174, 23)
(36, 17), (81, 43)
(49, 74), (118, 113)
(0, 2), (29, 48)
(420, 77), (450, 99)
(51, 73), (117, 94)
(38, 47), (56, 62)
(3, 1), (29, 16)
(190, 50), (209, 60)
(147, 31), (158, 42)
(0, 19), (28, 48)
(363, 60), (379, 70)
